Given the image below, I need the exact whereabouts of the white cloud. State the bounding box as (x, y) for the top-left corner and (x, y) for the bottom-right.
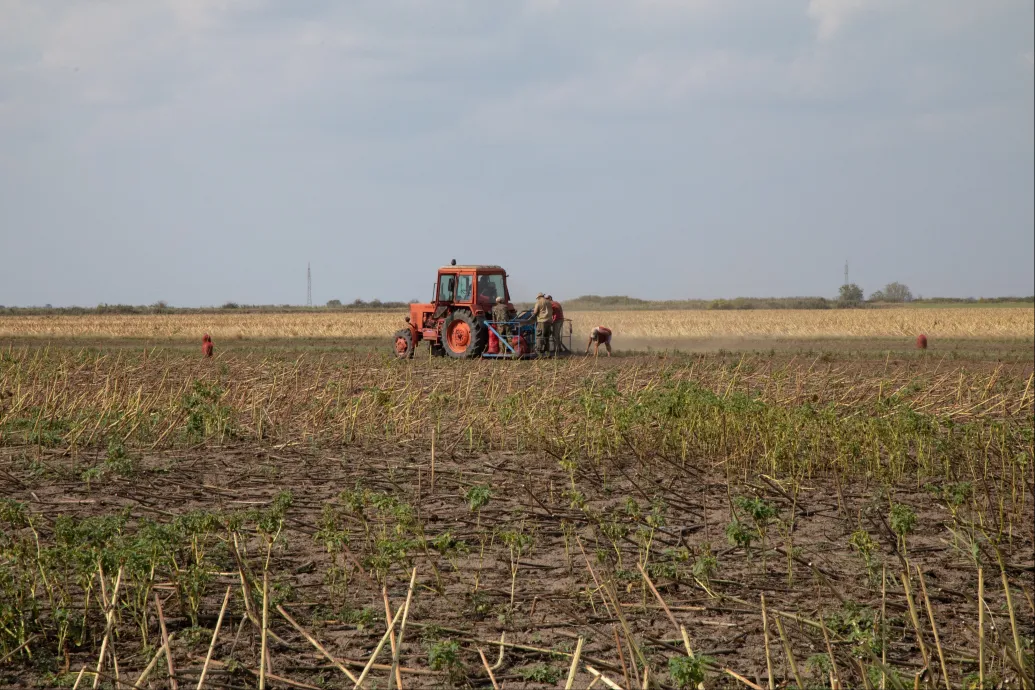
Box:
(807, 0), (878, 40)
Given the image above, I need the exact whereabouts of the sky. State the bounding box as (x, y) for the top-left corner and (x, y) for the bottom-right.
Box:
(0, 0), (1032, 307)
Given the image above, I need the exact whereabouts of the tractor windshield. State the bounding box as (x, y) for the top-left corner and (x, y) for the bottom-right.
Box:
(477, 274), (505, 302)
(438, 273), (456, 301)
(456, 275), (473, 301)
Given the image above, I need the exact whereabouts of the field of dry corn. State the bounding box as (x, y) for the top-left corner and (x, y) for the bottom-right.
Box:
(0, 332), (1032, 689)
(0, 307), (1032, 341)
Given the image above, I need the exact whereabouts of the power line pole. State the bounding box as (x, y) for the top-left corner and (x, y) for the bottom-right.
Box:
(844, 260), (849, 286)
(307, 263), (312, 307)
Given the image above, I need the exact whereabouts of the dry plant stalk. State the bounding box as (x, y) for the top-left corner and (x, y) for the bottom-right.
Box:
(260, 571), (269, 690)
(760, 594), (775, 690)
(774, 617), (804, 690)
(353, 605), (404, 689)
(388, 568), (418, 690)
(277, 604), (360, 684)
(585, 665), (624, 690)
(134, 635), (174, 689)
(899, 572), (931, 675)
(477, 647), (500, 690)
(998, 556), (1030, 685)
(978, 567), (985, 688)
(820, 616), (840, 689)
(197, 586), (232, 690)
(92, 566), (123, 690)
(153, 592), (177, 690)
(915, 566), (951, 690)
(564, 637), (585, 690)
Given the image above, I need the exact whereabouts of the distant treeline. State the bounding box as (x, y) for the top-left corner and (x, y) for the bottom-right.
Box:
(1, 295), (1031, 315)
(559, 295), (1035, 310)
(0, 300), (417, 316)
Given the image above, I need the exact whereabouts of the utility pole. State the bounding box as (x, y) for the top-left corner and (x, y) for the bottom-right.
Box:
(307, 263), (312, 307)
(844, 260), (849, 286)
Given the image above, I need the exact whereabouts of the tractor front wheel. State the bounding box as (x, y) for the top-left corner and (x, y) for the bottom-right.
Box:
(442, 311), (486, 359)
(392, 329), (415, 359)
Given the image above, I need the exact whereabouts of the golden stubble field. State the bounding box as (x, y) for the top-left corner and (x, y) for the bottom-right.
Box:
(0, 307), (1032, 340)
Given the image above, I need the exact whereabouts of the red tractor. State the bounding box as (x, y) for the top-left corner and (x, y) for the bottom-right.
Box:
(393, 261), (514, 359)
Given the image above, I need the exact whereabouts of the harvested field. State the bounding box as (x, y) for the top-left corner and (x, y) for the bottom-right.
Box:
(1, 338), (1032, 689)
(0, 306), (1032, 341)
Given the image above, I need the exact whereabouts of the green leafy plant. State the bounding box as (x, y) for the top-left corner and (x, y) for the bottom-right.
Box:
(848, 528), (881, 582)
(465, 485), (492, 513)
(734, 496), (777, 568)
(517, 664), (561, 684)
(670, 654), (713, 688)
(725, 519), (755, 553)
(498, 527), (535, 607)
(692, 544), (719, 585)
(427, 639), (465, 686)
(889, 503), (917, 556)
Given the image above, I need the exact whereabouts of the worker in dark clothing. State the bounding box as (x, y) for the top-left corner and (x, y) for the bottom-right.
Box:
(492, 297), (512, 337)
(532, 292), (553, 355)
(547, 295), (565, 355)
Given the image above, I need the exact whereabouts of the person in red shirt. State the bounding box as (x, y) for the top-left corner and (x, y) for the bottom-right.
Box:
(202, 334), (214, 358)
(546, 295), (565, 355)
(585, 326), (612, 357)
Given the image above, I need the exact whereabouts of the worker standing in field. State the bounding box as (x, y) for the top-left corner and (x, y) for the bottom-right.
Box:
(532, 292), (553, 355)
(492, 297), (512, 337)
(586, 326), (612, 357)
(547, 295), (565, 356)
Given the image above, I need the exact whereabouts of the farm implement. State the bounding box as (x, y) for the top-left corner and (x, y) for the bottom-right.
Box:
(392, 260), (571, 359)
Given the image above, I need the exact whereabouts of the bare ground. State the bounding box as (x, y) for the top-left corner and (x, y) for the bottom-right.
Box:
(2, 440), (1031, 689)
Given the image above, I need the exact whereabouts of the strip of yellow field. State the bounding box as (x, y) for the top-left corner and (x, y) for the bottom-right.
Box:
(567, 308), (1035, 338)
(0, 307), (1031, 339)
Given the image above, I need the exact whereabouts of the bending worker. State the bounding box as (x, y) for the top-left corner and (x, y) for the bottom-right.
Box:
(586, 326), (612, 357)
(532, 292), (553, 355)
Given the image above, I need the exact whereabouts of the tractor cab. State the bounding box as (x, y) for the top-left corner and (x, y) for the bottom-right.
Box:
(433, 265), (509, 311)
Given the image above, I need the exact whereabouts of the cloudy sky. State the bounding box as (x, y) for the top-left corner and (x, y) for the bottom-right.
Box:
(1, 0), (1032, 306)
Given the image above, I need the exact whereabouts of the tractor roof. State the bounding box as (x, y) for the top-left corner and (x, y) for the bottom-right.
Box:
(439, 265), (505, 271)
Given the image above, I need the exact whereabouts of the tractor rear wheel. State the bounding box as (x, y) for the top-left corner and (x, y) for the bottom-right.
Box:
(392, 329), (415, 359)
(442, 311), (486, 359)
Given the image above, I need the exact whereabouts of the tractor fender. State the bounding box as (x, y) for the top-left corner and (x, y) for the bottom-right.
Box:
(402, 318), (421, 343)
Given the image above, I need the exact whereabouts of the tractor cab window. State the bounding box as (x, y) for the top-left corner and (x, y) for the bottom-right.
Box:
(455, 275), (473, 302)
(438, 274), (456, 302)
(477, 274), (505, 302)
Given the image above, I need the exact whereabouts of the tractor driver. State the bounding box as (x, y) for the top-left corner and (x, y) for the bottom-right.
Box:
(586, 326), (612, 357)
(478, 275), (498, 302)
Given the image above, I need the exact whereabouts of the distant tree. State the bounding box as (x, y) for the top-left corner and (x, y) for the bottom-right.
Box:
(881, 282), (913, 303)
(869, 290), (885, 302)
(839, 283), (864, 304)
(326, 299), (342, 308)
(221, 302), (239, 309)
(151, 300), (169, 312)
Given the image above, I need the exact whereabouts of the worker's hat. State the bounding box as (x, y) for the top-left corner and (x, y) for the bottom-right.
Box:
(545, 295), (552, 300)
(536, 292), (544, 298)
(495, 297), (503, 303)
